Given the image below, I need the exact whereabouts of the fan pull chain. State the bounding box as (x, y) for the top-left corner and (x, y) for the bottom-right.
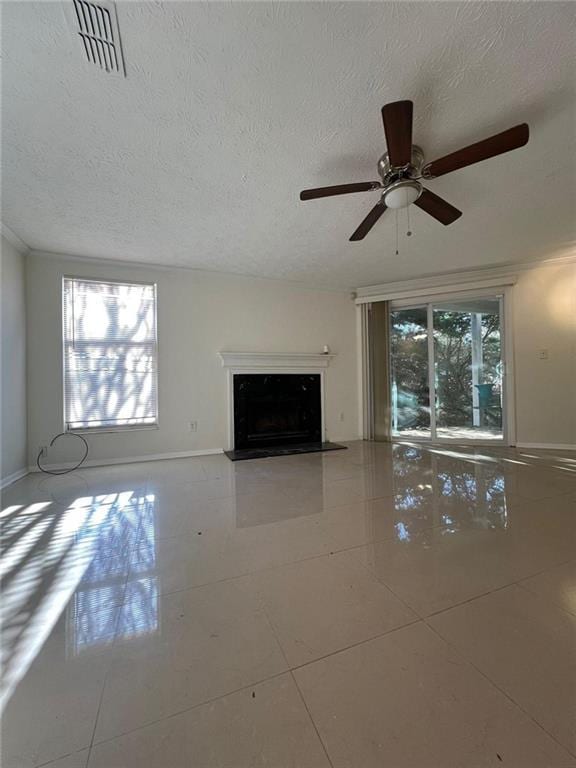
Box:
(395, 210), (399, 255)
(406, 205), (412, 237)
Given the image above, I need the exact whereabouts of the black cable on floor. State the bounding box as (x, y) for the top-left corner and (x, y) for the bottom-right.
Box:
(36, 432), (89, 475)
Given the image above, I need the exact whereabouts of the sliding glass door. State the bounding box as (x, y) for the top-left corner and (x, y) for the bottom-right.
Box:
(433, 298), (503, 440)
(391, 294), (505, 442)
(390, 307), (431, 438)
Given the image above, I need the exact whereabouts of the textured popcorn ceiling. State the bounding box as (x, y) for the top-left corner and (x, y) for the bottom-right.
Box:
(2, 1), (575, 289)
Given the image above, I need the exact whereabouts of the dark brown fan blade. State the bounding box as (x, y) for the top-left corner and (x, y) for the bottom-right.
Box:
(300, 182), (381, 201)
(381, 100), (413, 167)
(349, 203), (387, 241)
(423, 123), (529, 178)
(414, 188), (462, 225)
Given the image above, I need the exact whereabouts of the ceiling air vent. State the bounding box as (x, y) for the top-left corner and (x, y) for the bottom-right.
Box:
(65, 0), (126, 76)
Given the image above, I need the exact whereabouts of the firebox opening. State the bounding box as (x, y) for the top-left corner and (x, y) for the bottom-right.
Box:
(233, 373), (322, 450)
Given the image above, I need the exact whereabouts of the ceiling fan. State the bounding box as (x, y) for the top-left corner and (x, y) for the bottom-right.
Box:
(299, 100), (529, 241)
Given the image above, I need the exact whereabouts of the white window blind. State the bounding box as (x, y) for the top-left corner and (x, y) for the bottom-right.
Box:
(63, 278), (158, 431)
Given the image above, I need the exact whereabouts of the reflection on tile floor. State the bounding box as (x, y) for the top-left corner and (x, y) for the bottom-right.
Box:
(1, 441), (575, 767)
(397, 426), (503, 440)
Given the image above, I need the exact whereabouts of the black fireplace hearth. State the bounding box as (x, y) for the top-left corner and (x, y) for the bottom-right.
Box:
(225, 373), (346, 461)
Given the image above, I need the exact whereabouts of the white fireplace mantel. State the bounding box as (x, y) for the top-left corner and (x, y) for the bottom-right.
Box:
(218, 351), (336, 370)
(220, 352), (335, 449)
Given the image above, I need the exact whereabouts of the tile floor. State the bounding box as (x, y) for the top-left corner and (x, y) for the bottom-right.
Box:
(1, 441), (575, 767)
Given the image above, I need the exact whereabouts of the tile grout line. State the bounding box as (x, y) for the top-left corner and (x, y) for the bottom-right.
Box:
(423, 619), (576, 761)
(83, 570), (130, 768)
(81, 546), (576, 759)
(35, 748), (88, 768)
(128, 475), (576, 598)
(285, 617), (424, 673)
(290, 671), (335, 768)
(515, 574), (576, 619)
(347, 507), (576, 623)
(422, 554), (576, 620)
(106, 536), (388, 607)
(122, 512), (513, 606)
(80, 587), (575, 764)
(261, 608), (336, 768)
(84, 615), (425, 757)
(82, 670), (290, 755)
(101, 510), (435, 615)
(31, 557), (136, 768)
(33, 595), (576, 768)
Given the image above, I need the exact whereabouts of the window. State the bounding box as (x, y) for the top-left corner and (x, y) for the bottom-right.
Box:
(63, 277), (158, 431)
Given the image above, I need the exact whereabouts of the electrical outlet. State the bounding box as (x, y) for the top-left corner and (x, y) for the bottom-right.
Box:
(189, 421), (198, 433)
(39, 445), (47, 458)
(339, 412), (345, 422)
(538, 349), (549, 360)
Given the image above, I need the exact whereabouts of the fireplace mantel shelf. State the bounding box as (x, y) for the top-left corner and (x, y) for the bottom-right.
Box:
(218, 352), (336, 370)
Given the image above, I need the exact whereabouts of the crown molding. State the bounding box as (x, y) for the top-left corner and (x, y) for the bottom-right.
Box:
(355, 252), (576, 304)
(27, 248), (349, 294)
(23, 244), (576, 297)
(0, 224), (30, 255)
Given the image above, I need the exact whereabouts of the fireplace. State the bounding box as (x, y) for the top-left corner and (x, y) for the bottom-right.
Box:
(233, 374), (322, 450)
(218, 352), (346, 460)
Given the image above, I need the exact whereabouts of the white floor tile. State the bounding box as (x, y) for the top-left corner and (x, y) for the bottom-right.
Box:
(250, 549), (416, 666)
(89, 674), (330, 768)
(94, 577), (287, 742)
(354, 494), (576, 616)
(430, 584), (576, 754)
(521, 559), (576, 616)
(1, 627), (109, 768)
(3, 442), (575, 766)
(294, 622), (575, 768)
(127, 509), (335, 594)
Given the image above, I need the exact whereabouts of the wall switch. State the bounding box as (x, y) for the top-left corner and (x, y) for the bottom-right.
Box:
(538, 349), (549, 360)
(339, 412), (345, 422)
(189, 421), (198, 432)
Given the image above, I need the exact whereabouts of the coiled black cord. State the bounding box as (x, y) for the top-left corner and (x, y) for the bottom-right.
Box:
(36, 432), (89, 475)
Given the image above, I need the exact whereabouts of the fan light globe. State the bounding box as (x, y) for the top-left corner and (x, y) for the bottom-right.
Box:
(384, 181), (422, 209)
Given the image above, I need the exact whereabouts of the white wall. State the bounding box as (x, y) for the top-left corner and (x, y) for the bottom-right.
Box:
(513, 259), (576, 448)
(1, 235), (28, 483)
(26, 254), (358, 466)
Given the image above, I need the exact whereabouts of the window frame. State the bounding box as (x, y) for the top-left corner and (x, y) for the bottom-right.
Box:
(62, 275), (159, 434)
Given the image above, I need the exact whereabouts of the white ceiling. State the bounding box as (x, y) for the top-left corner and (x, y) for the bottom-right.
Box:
(3, 1), (575, 289)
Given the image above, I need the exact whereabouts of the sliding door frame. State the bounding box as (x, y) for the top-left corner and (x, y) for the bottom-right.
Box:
(426, 302), (437, 440)
(388, 286), (515, 446)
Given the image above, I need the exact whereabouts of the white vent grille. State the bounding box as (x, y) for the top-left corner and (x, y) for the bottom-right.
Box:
(67, 0), (125, 75)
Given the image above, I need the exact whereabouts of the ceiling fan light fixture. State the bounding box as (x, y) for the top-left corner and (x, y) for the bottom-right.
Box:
(383, 180), (422, 209)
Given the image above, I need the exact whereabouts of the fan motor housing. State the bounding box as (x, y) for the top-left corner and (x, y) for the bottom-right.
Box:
(378, 145), (425, 183)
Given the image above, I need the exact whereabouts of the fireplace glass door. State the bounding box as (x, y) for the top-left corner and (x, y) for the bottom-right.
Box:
(233, 374), (322, 450)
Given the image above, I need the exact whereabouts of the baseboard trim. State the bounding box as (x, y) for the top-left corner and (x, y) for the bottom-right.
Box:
(516, 442), (576, 452)
(1, 467), (30, 489)
(28, 448), (224, 473)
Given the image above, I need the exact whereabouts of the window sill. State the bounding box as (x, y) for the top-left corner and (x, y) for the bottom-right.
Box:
(66, 424), (159, 435)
